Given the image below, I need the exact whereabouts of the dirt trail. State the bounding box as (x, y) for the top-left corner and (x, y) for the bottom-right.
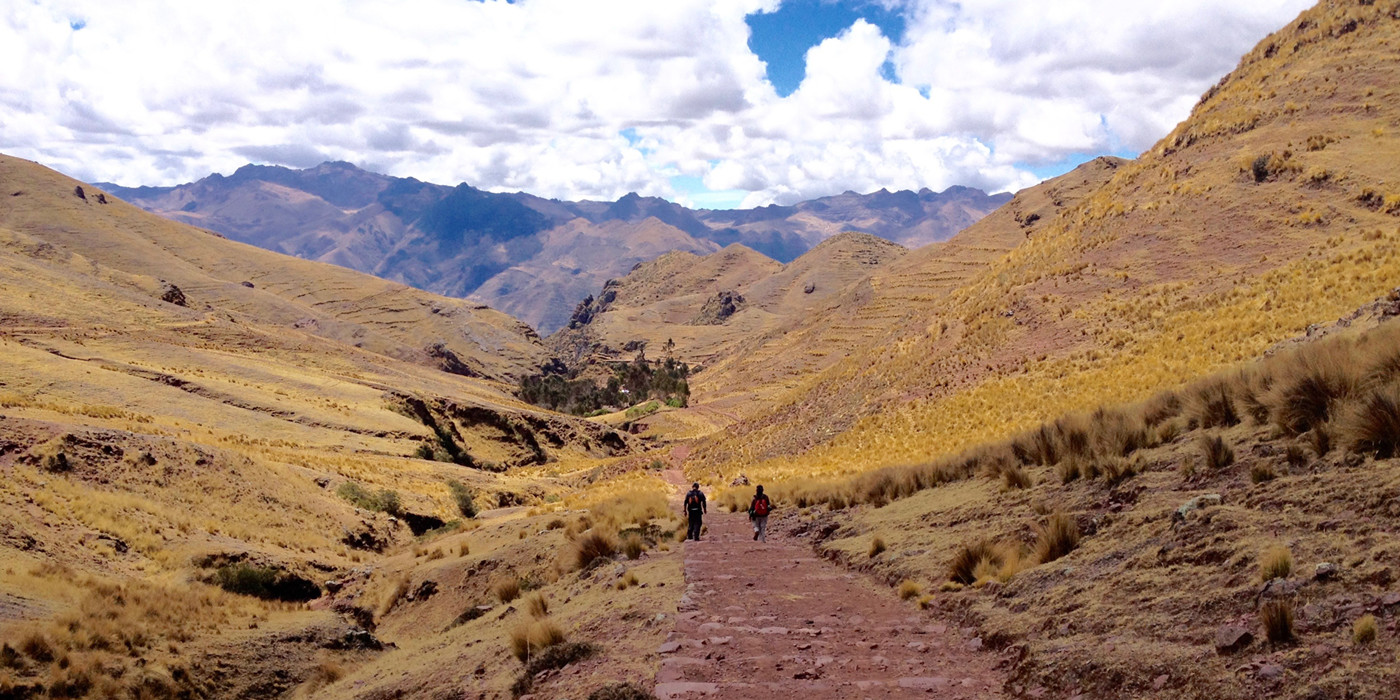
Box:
(654, 508), (1008, 698)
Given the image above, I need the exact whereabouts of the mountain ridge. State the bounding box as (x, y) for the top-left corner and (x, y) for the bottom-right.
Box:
(97, 164), (1010, 333)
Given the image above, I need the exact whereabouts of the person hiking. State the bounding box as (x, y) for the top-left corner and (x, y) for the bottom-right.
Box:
(748, 485), (772, 542)
(683, 482), (707, 541)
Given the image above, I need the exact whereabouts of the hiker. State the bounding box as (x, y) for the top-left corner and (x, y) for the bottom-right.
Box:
(748, 485), (772, 542)
(683, 482), (707, 540)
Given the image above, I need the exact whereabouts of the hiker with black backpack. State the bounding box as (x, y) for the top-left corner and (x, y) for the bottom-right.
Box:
(683, 482), (707, 541)
(749, 485), (772, 542)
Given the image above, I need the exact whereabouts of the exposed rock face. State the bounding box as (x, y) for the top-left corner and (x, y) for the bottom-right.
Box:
(158, 281), (187, 306)
(1215, 626), (1254, 654)
(692, 291), (745, 325)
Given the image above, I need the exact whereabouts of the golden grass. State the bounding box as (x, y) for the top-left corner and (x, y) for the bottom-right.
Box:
(525, 593), (549, 619)
(896, 580), (923, 600)
(620, 533), (645, 560)
(1260, 546), (1294, 581)
(572, 531), (618, 571)
(492, 576), (522, 604)
(509, 620), (566, 663)
(868, 536), (886, 558)
(1261, 600), (1295, 646)
(1353, 614), (1379, 645)
(1034, 513), (1080, 564)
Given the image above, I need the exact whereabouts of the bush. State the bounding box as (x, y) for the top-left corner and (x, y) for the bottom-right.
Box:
(448, 480), (478, 518)
(1306, 425), (1333, 457)
(1341, 385), (1400, 458)
(869, 536), (886, 558)
(493, 577), (522, 604)
(1002, 465), (1032, 490)
(1261, 600), (1295, 645)
(1056, 457), (1082, 484)
(1250, 463), (1277, 484)
(1035, 513), (1080, 564)
(337, 481), (403, 516)
(525, 593), (549, 618)
(1353, 614), (1379, 645)
(897, 580), (923, 600)
(1189, 382), (1240, 429)
(509, 620), (568, 663)
(1260, 545), (1293, 581)
(212, 563), (320, 602)
(621, 533), (645, 560)
(1199, 434), (1235, 470)
(948, 541), (1002, 585)
(574, 531), (618, 570)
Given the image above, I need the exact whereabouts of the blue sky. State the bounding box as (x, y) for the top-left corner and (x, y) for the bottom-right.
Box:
(3, 0), (1315, 209)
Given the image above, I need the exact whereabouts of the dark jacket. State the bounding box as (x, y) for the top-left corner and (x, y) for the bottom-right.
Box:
(684, 489), (707, 514)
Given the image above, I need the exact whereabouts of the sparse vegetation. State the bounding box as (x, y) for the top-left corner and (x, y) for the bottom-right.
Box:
(1353, 614), (1379, 645)
(1260, 545), (1294, 581)
(337, 481), (404, 516)
(1034, 513), (1080, 564)
(448, 479), (478, 518)
(588, 683), (656, 700)
(573, 531), (618, 570)
(1261, 600), (1295, 645)
(1199, 434), (1235, 470)
(869, 536), (886, 558)
(621, 532), (645, 560)
(949, 541), (1002, 586)
(525, 593), (549, 618)
(211, 563), (319, 602)
(509, 620), (568, 663)
(897, 580), (923, 600)
(493, 576), (522, 604)
(518, 357), (690, 415)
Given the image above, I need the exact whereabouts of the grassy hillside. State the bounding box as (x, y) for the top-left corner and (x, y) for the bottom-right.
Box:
(0, 155), (675, 698)
(690, 0), (1400, 484)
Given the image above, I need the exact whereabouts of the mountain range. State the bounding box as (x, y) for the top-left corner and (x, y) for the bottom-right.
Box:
(98, 166), (1009, 334)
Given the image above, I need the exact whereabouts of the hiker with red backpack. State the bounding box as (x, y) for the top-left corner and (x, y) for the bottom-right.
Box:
(684, 482), (707, 541)
(749, 485), (772, 542)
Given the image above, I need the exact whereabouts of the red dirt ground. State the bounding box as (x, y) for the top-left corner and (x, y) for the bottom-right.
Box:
(655, 507), (1008, 698)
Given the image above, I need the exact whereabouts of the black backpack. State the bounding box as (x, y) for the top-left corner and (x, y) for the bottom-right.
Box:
(685, 490), (703, 513)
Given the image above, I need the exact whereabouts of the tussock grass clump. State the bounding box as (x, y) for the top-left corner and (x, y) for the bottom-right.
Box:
(379, 576), (411, 617)
(615, 571), (639, 590)
(525, 593), (549, 618)
(897, 580), (923, 600)
(1341, 384), (1400, 458)
(573, 531), (618, 570)
(509, 620), (567, 662)
(546, 518), (567, 530)
(1001, 465), (1032, 490)
(1250, 463), (1277, 484)
(1034, 513), (1080, 564)
(917, 594), (935, 610)
(1199, 434), (1235, 470)
(1269, 345), (1358, 436)
(620, 533), (645, 560)
(1188, 381), (1240, 430)
(1093, 455), (1138, 486)
(1056, 457), (1082, 484)
(1306, 425), (1333, 457)
(1260, 545), (1294, 581)
(1285, 443), (1310, 468)
(493, 576), (522, 604)
(212, 563), (319, 602)
(869, 536), (886, 558)
(949, 541), (1002, 585)
(1261, 600), (1295, 645)
(1353, 614), (1379, 645)
(458, 541), (470, 557)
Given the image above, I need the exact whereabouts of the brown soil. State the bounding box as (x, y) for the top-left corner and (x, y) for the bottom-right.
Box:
(657, 509), (1006, 698)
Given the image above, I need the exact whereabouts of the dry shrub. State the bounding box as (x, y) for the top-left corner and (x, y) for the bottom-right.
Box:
(1269, 345), (1358, 436)
(1029, 424), (1060, 465)
(378, 576), (411, 617)
(573, 530), (618, 570)
(1035, 513), (1080, 564)
(525, 593), (549, 619)
(1261, 600), (1295, 645)
(917, 594), (934, 610)
(1152, 418), (1183, 446)
(620, 533), (645, 560)
(427, 548), (444, 561)
(1096, 455), (1138, 486)
(869, 536), (886, 558)
(1260, 545), (1294, 581)
(1199, 434), (1235, 470)
(897, 580), (923, 600)
(1001, 465), (1032, 490)
(588, 682), (655, 700)
(546, 518), (567, 530)
(1250, 463), (1277, 484)
(1306, 425), (1333, 457)
(509, 620), (567, 662)
(493, 576), (522, 604)
(1353, 614), (1379, 645)
(1141, 391), (1182, 427)
(458, 541), (470, 557)
(614, 571), (639, 591)
(1188, 381), (1240, 429)
(1341, 384), (1400, 458)
(304, 659), (344, 693)
(949, 541), (1002, 585)
(590, 492), (669, 531)
(1056, 457), (1082, 484)
(1091, 408), (1146, 457)
(1285, 443), (1309, 468)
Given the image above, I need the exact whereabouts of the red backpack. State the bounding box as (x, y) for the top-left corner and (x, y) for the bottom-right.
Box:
(685, 491), (702, 512)
(752, 495), (770, 516)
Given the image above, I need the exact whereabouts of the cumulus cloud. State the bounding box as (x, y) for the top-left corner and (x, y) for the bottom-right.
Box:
(0, 0), (1314, 206)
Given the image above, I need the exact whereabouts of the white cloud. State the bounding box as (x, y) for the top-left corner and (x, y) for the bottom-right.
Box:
(0, 0), (1315, 206)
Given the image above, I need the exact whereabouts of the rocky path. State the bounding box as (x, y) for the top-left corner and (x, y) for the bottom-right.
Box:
(654, 509), (1007, 699)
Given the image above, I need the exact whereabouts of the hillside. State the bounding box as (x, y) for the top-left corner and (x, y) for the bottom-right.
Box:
(0, 154), (671, 697)
(101, 165), (1008, 333)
